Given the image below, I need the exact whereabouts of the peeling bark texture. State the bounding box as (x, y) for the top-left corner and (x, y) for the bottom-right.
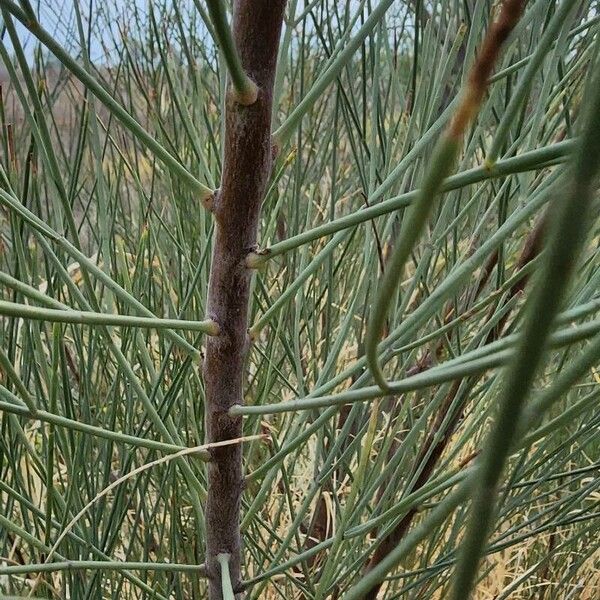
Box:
(202, 2), (286, 598)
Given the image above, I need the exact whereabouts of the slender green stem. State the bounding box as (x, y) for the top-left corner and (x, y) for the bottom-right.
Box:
(0, 299), (219, 334)
(0, 188), (200, 357)
(0, 387), (190, 454)
(0, 561), (208, 575)
(451, 59), (600, 600)
(0, 2), (595, 597)
(217, 554), (236, 600)
(203, 0), (258, 104)
(232, 318), (600, 415)
(254, 140), (574, 263)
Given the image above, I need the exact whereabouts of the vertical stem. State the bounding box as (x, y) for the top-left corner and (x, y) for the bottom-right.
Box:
(203, 2), (286, 598)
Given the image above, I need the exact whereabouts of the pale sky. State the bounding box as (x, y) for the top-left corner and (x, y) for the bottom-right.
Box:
(2, 0), (211, 65)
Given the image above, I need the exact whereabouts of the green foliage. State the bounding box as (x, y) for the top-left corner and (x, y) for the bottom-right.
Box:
(0, 1), (599, 599)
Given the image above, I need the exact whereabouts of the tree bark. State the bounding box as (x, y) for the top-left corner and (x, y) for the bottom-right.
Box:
(361, 216), (546, 599)
(203, 2), (286, 598)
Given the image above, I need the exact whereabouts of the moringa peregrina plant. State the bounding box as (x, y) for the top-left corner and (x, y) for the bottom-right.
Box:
(0, 1), (599, 599)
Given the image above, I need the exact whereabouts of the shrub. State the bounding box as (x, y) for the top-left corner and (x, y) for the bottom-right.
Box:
(0, 1), (599, 599)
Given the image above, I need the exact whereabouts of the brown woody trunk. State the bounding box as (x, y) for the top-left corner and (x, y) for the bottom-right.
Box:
(202, 2), (286, 598)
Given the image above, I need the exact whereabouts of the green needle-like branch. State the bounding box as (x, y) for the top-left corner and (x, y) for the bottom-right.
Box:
(231, 317), (600, 415)
(217, 554), (236, 600)
(365, 0), (527, 392)
(0, 561), (208, 576)
(0, 299), (220, 335)
(451, 56), (600, 600)
(0, 387), (189, 454)
(0, 188), (200, 357)
(203, 0), (258, 105)
(248, 139), (574, 268)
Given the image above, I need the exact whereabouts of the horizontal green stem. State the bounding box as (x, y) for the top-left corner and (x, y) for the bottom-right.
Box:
(0, 189), (200, 357)
(0, 561), (208, 576)
(0, 299), (218, 334)
(258, 140), (574, 262)
(232, 316), (600, 415)
(234, 351), (510, 414)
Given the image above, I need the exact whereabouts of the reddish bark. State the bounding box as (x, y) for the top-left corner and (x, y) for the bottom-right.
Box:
(202, 2), (286, 598)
